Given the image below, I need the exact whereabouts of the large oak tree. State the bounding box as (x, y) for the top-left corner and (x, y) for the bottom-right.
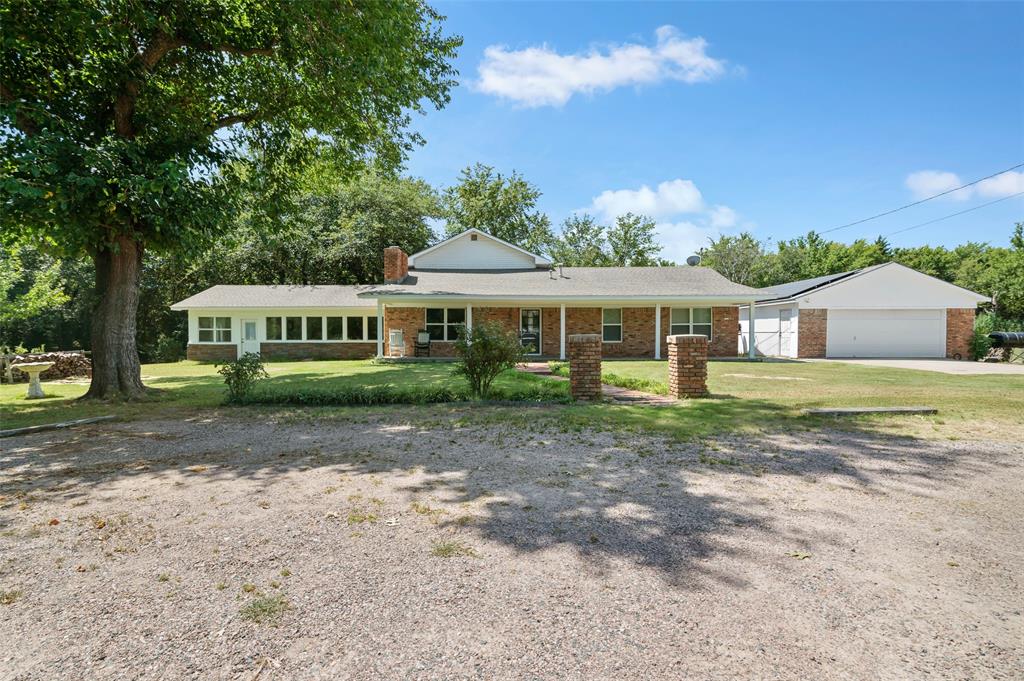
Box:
(1, 0), (459, 398)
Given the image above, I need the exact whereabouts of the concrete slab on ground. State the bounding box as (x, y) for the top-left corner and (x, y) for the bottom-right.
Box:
(808, 358), (1024, 375)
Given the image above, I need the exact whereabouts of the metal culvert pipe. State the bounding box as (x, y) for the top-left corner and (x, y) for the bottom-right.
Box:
(988, 332), (1024, 348)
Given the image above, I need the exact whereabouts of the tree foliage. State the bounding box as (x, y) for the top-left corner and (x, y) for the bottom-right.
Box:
(548, 214), (610, 266)
(0, 0), (460, 397)
(453, 322), (525, 398)
(605, 213), (663, 266)
(441, 163), (555, 254)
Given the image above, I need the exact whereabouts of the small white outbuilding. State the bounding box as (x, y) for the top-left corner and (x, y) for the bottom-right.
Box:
(738, 262), (990, 359)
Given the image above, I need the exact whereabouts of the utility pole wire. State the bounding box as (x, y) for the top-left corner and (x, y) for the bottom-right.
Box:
(884, 191), (1024, 237)
(815, 162), (1024, 235)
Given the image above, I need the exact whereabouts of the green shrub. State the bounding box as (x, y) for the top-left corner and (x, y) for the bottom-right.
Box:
(971, 312), (1024, 360)
(217, 352), (269, 402)
(154, 334), (185, 363)
(454, 322), (525, 398)
(548, 360), (668, 395)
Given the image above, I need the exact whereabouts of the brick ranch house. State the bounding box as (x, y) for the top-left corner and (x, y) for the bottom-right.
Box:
(172, 229), (763, 362)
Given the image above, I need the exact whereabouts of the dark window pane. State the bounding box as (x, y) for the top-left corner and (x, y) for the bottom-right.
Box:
(447, 308), (466, 324)
(602, 308), (621, 324)
(693, 324), (712, 338)
(447, 324), (465, 341)
(216, 317), (231, 329)
(266, 317), (282, 340)
(367, 316), (378, 341)
(426, 324), (445, 341)
(198, 329), (214, 342)
(426, 308), (444, 324)
(670, 324), (688, 336)
(692, 308), (712, 324)
(216, 329), (232, 342)
(199, 316), (213, 329)
(603, 325), (622, 342)
(326, 317), (344, 340)
(286, 316), (302, 340)
(347, 316), (364, 341)
(306, 317), (323, 340)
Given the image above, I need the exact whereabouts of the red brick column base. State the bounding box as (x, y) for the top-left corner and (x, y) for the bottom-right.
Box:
(667, 334), (709, 399)
(945, 308), (974, 360)
(568, 333), (602, 401)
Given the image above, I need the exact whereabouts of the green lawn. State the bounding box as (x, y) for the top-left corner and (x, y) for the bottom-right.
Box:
(0, 360), (566, 431)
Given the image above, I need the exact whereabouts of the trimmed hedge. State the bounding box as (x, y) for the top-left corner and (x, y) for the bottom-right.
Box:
(234, 379), (570, 407)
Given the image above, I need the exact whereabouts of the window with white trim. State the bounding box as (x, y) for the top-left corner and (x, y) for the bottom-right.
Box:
(670, 307), (712, 338)
(602, 308), (622, 342)
(286, 316), (303, 341)
(306, 316), (323, 341)
(326, 317), (344, 340)
(266, 317), (282, 340)
(425, 308), (466, 341)
(198, 316), (231, 343)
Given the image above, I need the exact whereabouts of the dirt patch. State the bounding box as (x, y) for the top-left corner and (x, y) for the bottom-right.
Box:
(1, 413), (1021, 679)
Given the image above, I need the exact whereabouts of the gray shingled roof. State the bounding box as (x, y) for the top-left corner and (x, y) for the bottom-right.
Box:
(754, 264), (894, 301)
(360, 267), (759, 299)
(171, 285), (375, 309)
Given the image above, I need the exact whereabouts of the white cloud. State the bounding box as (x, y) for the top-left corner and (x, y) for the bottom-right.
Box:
(905, 169), (1024, 201)
(590, 179), (704, 222)
(582, 178), (743, 262)
(476, 26), (730, 107)
(905, 170), (969, 201)
(654, 221), (722, 264)
(976, 171), (1024, 197)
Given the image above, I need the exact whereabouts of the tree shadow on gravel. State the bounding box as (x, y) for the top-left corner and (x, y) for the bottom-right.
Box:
(0, 405), (1014, 587)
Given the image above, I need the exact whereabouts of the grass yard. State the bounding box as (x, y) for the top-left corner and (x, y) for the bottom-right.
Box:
(0, 360), (567, 432)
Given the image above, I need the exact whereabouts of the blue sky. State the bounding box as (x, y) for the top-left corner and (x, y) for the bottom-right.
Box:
(403, 1), (1024, 262)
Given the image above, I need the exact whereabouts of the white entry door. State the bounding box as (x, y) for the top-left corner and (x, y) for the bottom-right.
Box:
(826, 309), (945, 358)
(241, 319), (260, 356)
(779, 309), (793, 357)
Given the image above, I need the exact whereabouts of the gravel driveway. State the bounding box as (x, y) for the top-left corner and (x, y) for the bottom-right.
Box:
(1, 410), (1021, 680)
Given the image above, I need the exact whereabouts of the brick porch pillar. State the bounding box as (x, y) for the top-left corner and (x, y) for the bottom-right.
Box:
(667, 334), (709, 398)
(568, 333), (602, 401)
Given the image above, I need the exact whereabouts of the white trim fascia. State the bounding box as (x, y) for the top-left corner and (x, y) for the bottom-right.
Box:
(408, 228), (552, 267)
(366, 294), (759, 305)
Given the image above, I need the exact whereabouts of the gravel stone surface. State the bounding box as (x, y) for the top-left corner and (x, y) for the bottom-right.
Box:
(1, 412), (1021, 680)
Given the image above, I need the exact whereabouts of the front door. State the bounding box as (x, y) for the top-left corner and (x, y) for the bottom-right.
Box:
(520, 308), (541, 355)
(241, 319), (260, 356)
(779, 309), (793, 357)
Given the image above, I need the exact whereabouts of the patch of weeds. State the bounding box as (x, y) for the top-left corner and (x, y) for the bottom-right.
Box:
(410, 501), (446, 522)
(279, 569), (291, 577)
(242, 583), (258, 593)
(323, 486), (338, 495)
(0, 589), (23, 605)
(347, 509), (378, 525)
(699, 453), (739, 466)
(216, 582), (228, 591)
(269, 580), (281, 589)
(453, 515), (477, 527)
(430, 540), (479, 558)
(157, 573), (170, 583)
(786, 551), (812, 560)
(239, 594), (289, 624)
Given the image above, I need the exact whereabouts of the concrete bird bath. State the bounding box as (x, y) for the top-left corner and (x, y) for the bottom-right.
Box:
(14, 361), (54, 399)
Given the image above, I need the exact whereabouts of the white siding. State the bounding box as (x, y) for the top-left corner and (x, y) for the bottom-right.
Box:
(803, 263), (987, 309)
(411, 232), (537, 270)
(187, 306), (377, 354)
(739, 303), (799, 358)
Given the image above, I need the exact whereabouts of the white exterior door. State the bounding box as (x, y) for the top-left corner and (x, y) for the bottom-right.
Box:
(241, 319), (260, 356)
(779, 309), (793, 356)
(826, 309), (945, 358)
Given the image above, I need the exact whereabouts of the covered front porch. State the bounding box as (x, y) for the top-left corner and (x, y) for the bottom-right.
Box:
(372, 299), (759, 360)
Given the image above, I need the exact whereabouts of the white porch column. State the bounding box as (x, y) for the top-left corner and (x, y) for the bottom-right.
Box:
(376, 300), (384, 357)
(654, 304), (662, 360)
(466, 304), (472, 342)
(747, 301), (756, 359)
(559, 304), (566, 360)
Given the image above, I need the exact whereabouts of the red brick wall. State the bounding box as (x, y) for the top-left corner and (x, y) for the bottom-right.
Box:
(383, 307), (423, 356)
(667, 334), (709, 398)
(568, 334), (602, 401)
(798, 309), (828, 358)
(187, 344), (237, 362)
(259, 343), (376, 360)
(710, 307), (739, 358)
(475, 307), (518, 333)
(541, 307), (561, 357)
(945, 308), (974, 360)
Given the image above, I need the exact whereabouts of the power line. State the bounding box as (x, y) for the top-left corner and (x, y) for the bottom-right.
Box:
(816, 162), (1024, 235)
(884, 191), (1024, 237)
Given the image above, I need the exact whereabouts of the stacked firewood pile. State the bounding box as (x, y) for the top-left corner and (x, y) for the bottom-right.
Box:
(2, 351), (93, 383)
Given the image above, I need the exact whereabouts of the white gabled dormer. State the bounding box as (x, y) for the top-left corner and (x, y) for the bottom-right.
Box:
(409, 228), (551, 270)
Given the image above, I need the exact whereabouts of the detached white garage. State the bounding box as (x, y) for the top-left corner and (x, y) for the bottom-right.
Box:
(739, 263), (989, 360)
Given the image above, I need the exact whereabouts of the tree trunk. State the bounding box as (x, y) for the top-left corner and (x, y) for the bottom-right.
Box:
(83, 235), (148, 399)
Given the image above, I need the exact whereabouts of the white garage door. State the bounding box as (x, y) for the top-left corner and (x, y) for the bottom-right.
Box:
(826, 309), (945, 358)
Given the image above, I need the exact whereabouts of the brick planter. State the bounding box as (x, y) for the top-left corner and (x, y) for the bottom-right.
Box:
(568, 334), (602, 401)
(667, 334), (708, 398)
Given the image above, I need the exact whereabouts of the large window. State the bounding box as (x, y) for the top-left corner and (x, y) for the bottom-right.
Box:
(346, 316), (364, 342)
(198, 316), (232, 343)
(326, 317), (344, 341)
(266, 317), (282, 341)
(367, 316), (378, 341)
(670, 307), (712, 338)
(425, 308), (466, 341)
(602, 308), (622, 342)
(286, 316), (303, 341)
(306, 316), (323, 341)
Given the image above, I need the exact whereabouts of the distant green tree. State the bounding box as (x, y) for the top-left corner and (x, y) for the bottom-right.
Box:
(605, 213), (662, 266)
(549, 214), (610, 266)
(0, 245), (69, 327)
(699, 232), (774, 287)
(441, 164), (555, 254)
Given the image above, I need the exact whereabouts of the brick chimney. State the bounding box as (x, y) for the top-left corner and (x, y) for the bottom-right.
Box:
(383, 246), (409, 284)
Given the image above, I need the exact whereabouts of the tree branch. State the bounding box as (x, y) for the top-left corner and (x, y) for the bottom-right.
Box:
(113, 30), (184, 138)
(0, 82), (39, 136)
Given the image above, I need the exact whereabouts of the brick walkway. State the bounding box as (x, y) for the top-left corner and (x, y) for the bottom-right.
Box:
(517, 362), (676, 406)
